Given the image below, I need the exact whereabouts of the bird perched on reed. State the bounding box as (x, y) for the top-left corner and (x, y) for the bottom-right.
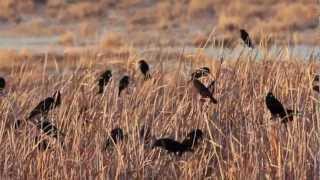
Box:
(240, 29), (254, 48)
(152, 138), (192, 156)
(181, 129), (204, 148)
(191, 67), (210, 80)
(97, 70), (112, 94)
(0, 77), (5, 91)
(118, 76), (129, 96)
(28, 91), (61, 120)
(193, 79), (217, 104)
(104, 127), (125, 149)
(138, 60), (151, 79)
(265, 92), (298, 123)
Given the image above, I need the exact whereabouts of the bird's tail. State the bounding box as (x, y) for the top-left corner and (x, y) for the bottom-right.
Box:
(280, 109), (301, 123)
(210, 96), (218, 104)
(286, 109), (301, 116)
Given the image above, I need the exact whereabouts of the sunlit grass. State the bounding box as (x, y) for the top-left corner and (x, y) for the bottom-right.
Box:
(0, 43), (319, 178)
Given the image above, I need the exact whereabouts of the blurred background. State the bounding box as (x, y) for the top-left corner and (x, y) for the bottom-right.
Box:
(0, 0), (319, 55)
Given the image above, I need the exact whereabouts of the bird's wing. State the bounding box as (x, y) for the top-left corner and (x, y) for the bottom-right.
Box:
(28, 100), (46, 119)
(266, 96), (286, 115)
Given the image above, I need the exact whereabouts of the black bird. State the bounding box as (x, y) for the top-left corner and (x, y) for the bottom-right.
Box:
(104, 127), (125, 148)
(28, 91), (61, 120)
(265, 92), (297, 123)
(118, 76), (129, 96)
(0, 77), (5, 91)
(36, 120), (61, 139)
(193, 79), (217, 104)
(152, 138), (192, 156)
(181, 129), (204, 148)
(98, 70), (112, 94)
(138, 60), (151, 79)
(191, 67), (210, 79)
(240, 29), (254, 48)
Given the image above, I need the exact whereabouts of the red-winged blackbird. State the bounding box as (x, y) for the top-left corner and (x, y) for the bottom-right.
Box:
(181, 129), (204, 148)
(265, 92), (297, 123)
(152, 138), (192, 156)
(191, 67), (210, 80)
(36, 120), (62, 139)
(0, 77), (5, 91)
(104, 127), (125, 149)
(34, 136), (50, 151)
(118, 76), (129, 96)
(98, 70), (112, 94)
(240, 29), (254, 48)
(138, 60), (151, 79)
(193, 79), (218, 104)
(28, 91), (61, 120)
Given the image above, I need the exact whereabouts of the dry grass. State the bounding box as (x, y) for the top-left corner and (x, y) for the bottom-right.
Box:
(0, 45), (319, 179)
(100, 32), (125, 49)
(0, 0), (318, 45)
(0, 0), (34, 17)
(58, 31), (76, 46)
(0, 0), (319, 178)
(59, 2), (105, 20)
(188, 0), (215, 17)
(78, 21), (98, 38)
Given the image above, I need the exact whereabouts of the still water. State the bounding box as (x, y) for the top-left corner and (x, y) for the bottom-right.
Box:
(0, 36), (319, 61)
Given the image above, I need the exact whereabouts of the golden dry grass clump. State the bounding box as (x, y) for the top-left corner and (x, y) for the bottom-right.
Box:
(0, 46), (319, 179)
(100, 32), (125, 49)
(58, 31), (76, 46)
(188, 0), (215, 17)
(0, 49), (28, 67)
(58, 1), (105, 21)
(0, 0), (34, 17)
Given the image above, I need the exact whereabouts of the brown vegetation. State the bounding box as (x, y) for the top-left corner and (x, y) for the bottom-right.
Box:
(0, 0), (318, 45)
(0, 1), (319, 178)
(0, 46), (319, 178)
